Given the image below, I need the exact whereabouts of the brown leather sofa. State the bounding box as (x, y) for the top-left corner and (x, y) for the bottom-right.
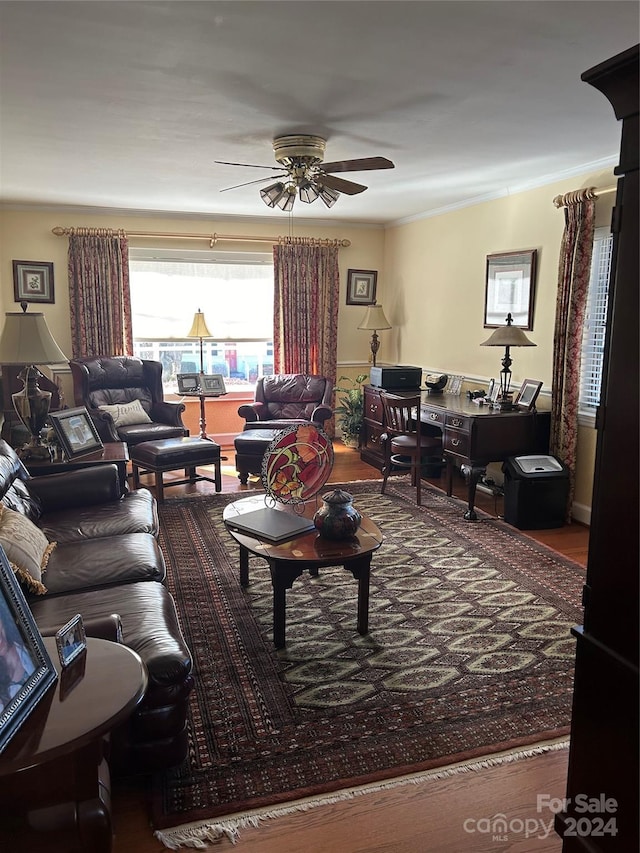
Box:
(0, 439), (193, 774)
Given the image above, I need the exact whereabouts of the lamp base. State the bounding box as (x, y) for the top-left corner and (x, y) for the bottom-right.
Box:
(16, 438), (54, 462)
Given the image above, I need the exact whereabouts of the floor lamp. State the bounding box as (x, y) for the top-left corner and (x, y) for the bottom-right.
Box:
(186, 309), (212, 439)
(0, 303), (68, 459)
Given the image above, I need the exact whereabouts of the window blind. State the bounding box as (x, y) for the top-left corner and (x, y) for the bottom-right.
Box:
(579, 229), (613, 411)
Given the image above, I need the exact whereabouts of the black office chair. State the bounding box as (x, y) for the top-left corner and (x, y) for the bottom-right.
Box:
(380, 393), (443, 506)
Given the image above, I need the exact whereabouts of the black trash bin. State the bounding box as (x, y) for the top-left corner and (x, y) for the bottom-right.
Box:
(502, 455), (569, 529)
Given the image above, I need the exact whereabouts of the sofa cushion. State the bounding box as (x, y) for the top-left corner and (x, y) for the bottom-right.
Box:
(99, 398), (152, 427)
(0, 506), (54, 594)
(41, 532), (165, 596)
(37, 488), (159, 544)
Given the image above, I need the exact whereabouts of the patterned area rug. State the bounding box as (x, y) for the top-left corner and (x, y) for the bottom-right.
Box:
(152, 482), (583, 842)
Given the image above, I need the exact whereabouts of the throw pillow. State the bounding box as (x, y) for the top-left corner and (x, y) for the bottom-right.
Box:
(98, 399), (152, 427)
(0, 506), (54, 595)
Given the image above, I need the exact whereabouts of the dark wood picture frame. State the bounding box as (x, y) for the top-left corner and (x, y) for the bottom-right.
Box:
(0, 545), (58, 753)
(346, 269), (377, 305)
(201, 374), (227, 395)
(484, 249), (537, 330)
(49, 406), (103, 459)
(177, 373), (199, 394)
(12, 260), (55, 304)
(514, 378), (543, 411)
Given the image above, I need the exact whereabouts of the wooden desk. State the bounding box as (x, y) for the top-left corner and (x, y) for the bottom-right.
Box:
(0, 637), (147, 853)
(24, 442), (129, 494)
(362, 387), (550, 520)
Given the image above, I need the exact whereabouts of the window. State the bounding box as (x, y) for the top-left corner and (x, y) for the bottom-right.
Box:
(129, 249), (274, 392)
(579, 228), (613, 418)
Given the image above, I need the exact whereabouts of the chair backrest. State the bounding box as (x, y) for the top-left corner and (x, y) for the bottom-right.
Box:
(70, 356), (165, 416)
(256, 374), (332, 422)
(381, 393), (422, 437)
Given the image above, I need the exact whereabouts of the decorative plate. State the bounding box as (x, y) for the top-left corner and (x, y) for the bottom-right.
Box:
(261, 424), (334, 505)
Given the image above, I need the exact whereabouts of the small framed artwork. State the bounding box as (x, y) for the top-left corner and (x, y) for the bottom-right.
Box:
(484, 249), (537, 330)
(55, 614), (87, 669)
(448, 375), (463, 395)
(0, 545), (58, 753)
(49, 406), (103, 459)
(177, 373), (200, 394)
(346, 269), (377, 305)
(514, 379), (543, 411)
(201, 374), (227, 395)
(13, 260), (55, 304)
(488, 378), (501, 404)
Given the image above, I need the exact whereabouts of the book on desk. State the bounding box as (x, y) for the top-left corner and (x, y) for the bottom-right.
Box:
(225, 507), (315, 543)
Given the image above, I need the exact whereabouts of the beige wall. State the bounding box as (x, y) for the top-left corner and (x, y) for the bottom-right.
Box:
(0, 165), (614, 518)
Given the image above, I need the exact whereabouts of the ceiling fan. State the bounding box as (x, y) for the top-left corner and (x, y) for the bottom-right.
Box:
(215, 135), (394, 211)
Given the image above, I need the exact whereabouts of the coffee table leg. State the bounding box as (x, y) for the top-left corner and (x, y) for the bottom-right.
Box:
(346, 556), (372, 636)
(239, 545), (249, 587)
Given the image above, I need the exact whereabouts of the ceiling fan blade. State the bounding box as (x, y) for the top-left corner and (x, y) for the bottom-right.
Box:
(319, 156), (395, 174)
(317, 174), (367, 195)
(214, 160), (284, 171)
(220, 173), (287, 192)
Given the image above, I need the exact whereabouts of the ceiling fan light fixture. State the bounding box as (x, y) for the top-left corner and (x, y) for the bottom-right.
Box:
(260, 182), (286, 207)
(318, 185), (340, 208)
(298, 180), (320, 204)
(276, 184), (296, 212)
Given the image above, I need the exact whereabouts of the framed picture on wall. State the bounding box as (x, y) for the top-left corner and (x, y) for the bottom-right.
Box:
(12, 260), (55, 304)
(484, 249), (537, 330)
(346, 269), (377, 305)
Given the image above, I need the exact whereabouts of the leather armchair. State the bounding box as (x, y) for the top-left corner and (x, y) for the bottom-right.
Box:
(238, 373), (333, 432)
(70, 355), (188, 447)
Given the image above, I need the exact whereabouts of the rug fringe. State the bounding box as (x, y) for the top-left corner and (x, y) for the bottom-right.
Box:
(154, 737), (569, 849)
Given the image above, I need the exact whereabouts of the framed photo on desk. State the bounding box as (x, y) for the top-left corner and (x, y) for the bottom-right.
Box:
(514, 379), (542, 411)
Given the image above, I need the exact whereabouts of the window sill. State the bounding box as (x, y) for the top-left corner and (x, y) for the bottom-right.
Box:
(578, 411), (596, 429)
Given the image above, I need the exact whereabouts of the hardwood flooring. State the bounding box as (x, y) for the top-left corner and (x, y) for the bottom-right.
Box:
(112, 442), (588, 853)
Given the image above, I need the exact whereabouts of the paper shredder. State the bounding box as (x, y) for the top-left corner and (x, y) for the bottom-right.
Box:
(502, 455), (569, 529)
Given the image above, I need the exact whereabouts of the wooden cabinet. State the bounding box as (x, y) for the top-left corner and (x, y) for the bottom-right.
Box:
(361, 385), (387, 468)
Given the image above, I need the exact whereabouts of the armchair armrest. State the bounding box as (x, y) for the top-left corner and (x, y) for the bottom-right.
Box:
(151, 400), (186, 428)
(238, 402), (267, 423)
(311, 404), (333, 425)
(40, 614), (123, 643)
(87, 407), (120, 443)
(26, 464), (122, 512)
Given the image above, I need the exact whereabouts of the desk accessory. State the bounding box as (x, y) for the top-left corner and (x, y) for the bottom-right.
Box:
(480, 313), (536, 410)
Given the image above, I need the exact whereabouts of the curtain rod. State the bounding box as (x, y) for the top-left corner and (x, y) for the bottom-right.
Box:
(553, 185), (616, 208)
(51, 226), (350, 248)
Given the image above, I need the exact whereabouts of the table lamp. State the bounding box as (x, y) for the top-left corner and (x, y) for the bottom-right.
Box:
(0, 302), (68, 459)
(358, 303), (392, 366)
(480, 313), (536, 409)
(186, 309), (212, 376)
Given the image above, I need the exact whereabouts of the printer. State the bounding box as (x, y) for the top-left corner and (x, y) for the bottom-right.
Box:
(369, 365), (422, 390)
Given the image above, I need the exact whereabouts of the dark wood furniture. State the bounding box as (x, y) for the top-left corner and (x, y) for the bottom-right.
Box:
(555, 45), (638, 853)
(25, 441), (130, 494)
(0, 637), (147, 853)
(362, 386), (550, 520)
(223, 494), (383, 649)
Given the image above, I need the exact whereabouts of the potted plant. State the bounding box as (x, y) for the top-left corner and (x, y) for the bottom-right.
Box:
(334, 374), (368, 448)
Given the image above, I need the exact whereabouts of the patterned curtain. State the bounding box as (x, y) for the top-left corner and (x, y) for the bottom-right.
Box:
(550, 188), (596, 517)
(67, 230), (133, 358)
(273, 241), (340, 381)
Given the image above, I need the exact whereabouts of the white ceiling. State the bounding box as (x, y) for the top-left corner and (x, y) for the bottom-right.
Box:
(0, 1), (637, 226)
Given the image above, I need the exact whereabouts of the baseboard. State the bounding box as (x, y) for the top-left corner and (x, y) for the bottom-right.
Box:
(571, 501), (591, 526)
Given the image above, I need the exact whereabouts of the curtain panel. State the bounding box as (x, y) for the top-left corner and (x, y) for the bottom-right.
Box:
(68, 232), (133, 358)
(273, 242), (339, 382)
(550, 189), (596, 518)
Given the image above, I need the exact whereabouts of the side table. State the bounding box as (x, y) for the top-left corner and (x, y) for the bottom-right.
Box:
(0, 637), (147, 853)
(24, 441), (130, 494)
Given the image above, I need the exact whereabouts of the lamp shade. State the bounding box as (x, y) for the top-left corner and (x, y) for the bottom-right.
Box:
(480, 315), (536, 348)
(358, 303), (392, 332)
(187, 309), (212, 339)
(0, 310), (68, 365)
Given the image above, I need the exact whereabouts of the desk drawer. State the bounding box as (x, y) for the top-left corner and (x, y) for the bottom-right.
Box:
(363, 422), (385, 454)
(445, 412), (472, 432)
(444, 430), (470, 458)
(421, 406), (445, 428)
(364, 388), (384, 425)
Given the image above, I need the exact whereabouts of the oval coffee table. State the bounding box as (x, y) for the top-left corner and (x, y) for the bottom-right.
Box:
(224, 494), (383, 648)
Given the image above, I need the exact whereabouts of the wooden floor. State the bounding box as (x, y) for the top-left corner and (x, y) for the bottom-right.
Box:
(113, 443), (589, 853)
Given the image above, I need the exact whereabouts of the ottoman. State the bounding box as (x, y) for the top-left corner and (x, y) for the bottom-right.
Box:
(130, 436), (221, 503)
(234, 428), (279, 484)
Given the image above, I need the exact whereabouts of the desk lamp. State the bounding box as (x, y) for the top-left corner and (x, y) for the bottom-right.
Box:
(358, 303), (392, 367)
(0, 302), (68, 459)
(480, 313), (536, 409)
(186, 309), (212, 376)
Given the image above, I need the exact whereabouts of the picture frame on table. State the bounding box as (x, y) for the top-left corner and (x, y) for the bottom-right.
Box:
(346, 269), (377, 305)
(177, 373), (200, 394)
(0, 545), (58, 753)
(200, 374), (227, 396)
(484, 249), (537, 330)
(55, 614), (87, 669)
(448, 375), (463, 395)
(514, 379), (543, 411)
(49, 406), (103, 459)
(12, 260), (55, 304)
